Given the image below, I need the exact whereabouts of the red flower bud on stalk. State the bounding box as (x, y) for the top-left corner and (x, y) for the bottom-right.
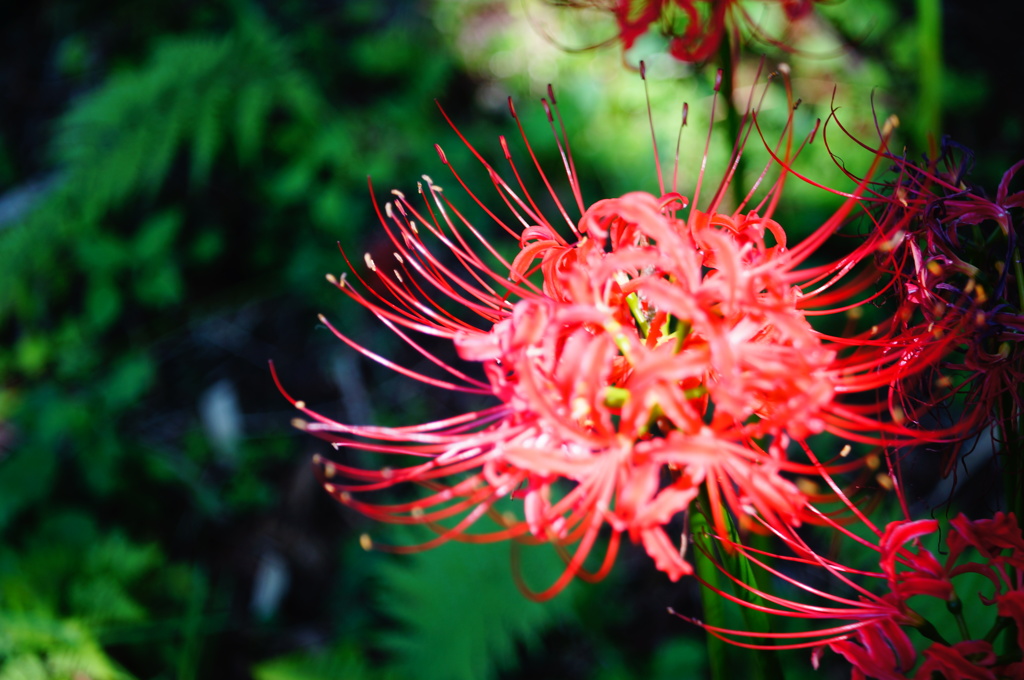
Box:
(274, 65), (970, 600)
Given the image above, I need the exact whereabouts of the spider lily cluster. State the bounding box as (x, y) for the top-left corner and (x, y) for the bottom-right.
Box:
(277, 24), (1024, 676)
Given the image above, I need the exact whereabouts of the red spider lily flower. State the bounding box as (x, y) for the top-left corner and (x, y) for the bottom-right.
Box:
(914, 641), (1002, 680)
(674, 451), (1024, 678)
(829, 617), (917, 679)
(553, 0), (821, 64)
(874, 142), (1024, 476)
(274, 70), (969, 600)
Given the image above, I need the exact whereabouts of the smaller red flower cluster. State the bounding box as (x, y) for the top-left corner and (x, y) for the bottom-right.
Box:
(832, 513), (1024, 679)
(880, 148), (1024, 475)
(685, 482), (1024, 679)
(559, 0), (819, 63)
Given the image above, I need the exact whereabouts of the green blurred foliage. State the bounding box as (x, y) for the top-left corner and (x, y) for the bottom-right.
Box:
(0, 510), (204, 679)
(253, 643), (385, 680)
(373, 539), (576, 680)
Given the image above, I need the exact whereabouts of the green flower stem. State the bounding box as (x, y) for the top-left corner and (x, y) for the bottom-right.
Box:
(947, 596), (971, 642)
(715, 37), (746, 209)
(915, 0), (943, 147)
(985, 616), (1011, 645)
(691, 502), (734, 680)
(672, 317), (692, 355)
(624, 289), (650, 337)
(691, 488), (783, 680)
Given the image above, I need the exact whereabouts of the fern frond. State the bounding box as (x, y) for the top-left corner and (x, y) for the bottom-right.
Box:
(253, 642), (383, 680)
(0, 10), (325, 319)
(374, 539), (575, 680)
(0, 614), (135, 680)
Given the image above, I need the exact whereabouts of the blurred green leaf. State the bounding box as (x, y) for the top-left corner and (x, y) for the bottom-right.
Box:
(224, 467), (275, 511)
(271, 163), (316, 204)
(190, 83), (226, 186)
(312, 188), (347, 229)
(82, 532), (161, 583)
(0, 608), (126, 678)
(650, 636), (707, 680)
(53, 321), (93, 380)
(135, 262), (182, 307)
(76, 233), (130, 272)
(189, 228), (224, 263)
(0, 448), (56, 535)
(85, 278), (122, 332)
(69, 578), (148, 624)
(133, 211), (182, 261)
(0, 654), (49, 680)
(375, 537), (574, 680)
(254, 643), (380, 680)
(13, 335), (51, 378)
(0, 616), (135, 680)
(236, 83), (272, 164)
(101, 354), (154, 411)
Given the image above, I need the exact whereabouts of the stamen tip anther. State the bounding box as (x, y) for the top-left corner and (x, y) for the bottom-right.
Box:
(883, 115), (900, 137)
